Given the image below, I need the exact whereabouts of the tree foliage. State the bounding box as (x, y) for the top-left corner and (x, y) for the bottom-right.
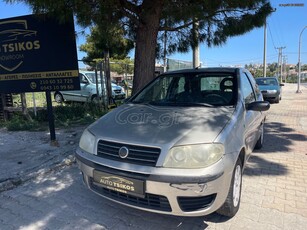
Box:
(5, 0), (273, 94)
(245, 63), (278, 78)
(157, 1), (272, 57)
(79, 25), (134, 63)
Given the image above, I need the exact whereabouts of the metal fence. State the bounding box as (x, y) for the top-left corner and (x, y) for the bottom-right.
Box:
(166, 58), (193, 72)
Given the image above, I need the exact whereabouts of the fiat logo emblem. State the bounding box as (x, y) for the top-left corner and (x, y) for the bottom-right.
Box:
(119, 146), (129, 159)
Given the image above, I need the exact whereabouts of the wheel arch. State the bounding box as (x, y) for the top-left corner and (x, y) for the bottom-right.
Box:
(238, 148), (246, 169)
(91, 94), (98, 100)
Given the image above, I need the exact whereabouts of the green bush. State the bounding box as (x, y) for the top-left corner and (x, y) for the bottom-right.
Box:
(53, 103), (106, 127)
(2, 102), (108, 131)
(5, 113), (42, 131)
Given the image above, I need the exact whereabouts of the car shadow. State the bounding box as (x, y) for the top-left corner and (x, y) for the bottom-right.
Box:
(261, 122), (307, 153)
(245, 121), (307, 177)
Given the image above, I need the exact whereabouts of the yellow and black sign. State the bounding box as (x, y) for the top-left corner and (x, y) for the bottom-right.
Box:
(0, 14), (80, 93)
(93, 170), (145, 198)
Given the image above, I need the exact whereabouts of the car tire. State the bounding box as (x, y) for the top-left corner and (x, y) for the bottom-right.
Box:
(217, 158), (242, 218)
(91, 95), (99, 103)
(54, 92), (64, 103)
(275, 96), (280, 103)
(254, 124), (264, 150)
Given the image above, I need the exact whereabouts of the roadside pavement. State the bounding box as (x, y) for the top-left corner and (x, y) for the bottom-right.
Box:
(0, 125), (85, 192)
(0, 83), (307, 229)
(232, 83), (307, 228)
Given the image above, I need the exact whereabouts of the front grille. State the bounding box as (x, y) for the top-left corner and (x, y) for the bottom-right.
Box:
(114, 90), (121, 93)
(90, 179), (172, 212)
(97, 140), (161, 166)
(178, 194), (216, 212)
(114, 95), (124, 99)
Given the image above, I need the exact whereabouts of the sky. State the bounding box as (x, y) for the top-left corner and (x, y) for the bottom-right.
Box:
(0, 0), (307, 68)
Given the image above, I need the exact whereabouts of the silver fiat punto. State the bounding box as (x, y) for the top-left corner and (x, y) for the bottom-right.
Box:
(76, 67), (269, 217)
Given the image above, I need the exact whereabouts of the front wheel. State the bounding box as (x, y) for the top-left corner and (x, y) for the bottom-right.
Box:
(217, 158), (242, 217)
(91, 95), (99, 103)
(54, 92), (64, 103)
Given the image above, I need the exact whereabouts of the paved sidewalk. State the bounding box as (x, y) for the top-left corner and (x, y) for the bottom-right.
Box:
(234, 83), (307, 228)
(0, 83), (307, 229)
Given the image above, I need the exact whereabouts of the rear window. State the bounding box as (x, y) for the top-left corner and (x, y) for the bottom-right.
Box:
(256, 78), (278, 86)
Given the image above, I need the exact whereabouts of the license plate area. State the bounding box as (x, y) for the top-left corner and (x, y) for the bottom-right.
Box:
(93, 170), (145, 198)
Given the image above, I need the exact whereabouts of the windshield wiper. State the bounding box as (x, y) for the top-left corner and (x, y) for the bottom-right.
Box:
(130, 101), (215, 107)
(171, 102), (214, 107)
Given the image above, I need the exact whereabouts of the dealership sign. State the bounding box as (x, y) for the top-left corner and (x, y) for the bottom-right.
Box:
(0, 14), (80, 93)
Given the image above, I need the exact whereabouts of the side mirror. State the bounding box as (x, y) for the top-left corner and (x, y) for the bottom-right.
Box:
(280, 83), (285, 86)
(247, 101), (270, 111)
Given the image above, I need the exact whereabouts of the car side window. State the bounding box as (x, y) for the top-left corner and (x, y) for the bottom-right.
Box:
(79, 74), (87, 84)
(241, 73), (256, 104)
(245, 71), (262, 99)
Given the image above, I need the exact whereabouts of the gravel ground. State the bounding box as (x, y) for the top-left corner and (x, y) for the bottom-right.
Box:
(0, 125), (86, 191)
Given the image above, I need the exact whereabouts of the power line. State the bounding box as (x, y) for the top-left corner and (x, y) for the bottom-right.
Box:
(267, 23), (277, 50)
(268, 14), (286, 48)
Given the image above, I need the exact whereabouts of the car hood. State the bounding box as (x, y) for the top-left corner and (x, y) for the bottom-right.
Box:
(89, 84), (122, 93)
(88, 104), (234, 148)
(112, 85), (122, 90)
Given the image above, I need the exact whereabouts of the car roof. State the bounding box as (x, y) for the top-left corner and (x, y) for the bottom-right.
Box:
(79, 70), (95, 74)
(256, 77), (277, 80)
(162, 67), (241, 75)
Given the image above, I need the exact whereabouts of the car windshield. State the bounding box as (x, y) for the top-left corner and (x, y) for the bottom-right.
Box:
(84, 72), (102, 84)
(256, 78), (278, 86)
(130, 72), (236, 106)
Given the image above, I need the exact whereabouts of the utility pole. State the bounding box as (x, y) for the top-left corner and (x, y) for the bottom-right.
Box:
(283, 55), (288, 83)
(276, 47), (286, 82)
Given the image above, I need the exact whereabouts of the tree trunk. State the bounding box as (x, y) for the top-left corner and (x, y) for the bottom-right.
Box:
(132, 0), (164, 95)
(104, 50), (112, 108)
(20, 93), (33, 122)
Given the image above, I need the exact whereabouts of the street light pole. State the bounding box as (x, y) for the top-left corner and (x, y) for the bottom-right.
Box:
(263, 19), (267, 77)
(297, 25), (307, 93)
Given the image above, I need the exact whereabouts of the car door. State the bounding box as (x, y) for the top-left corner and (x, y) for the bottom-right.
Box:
(60, 73), (85, 102)
(79, 74), (94, 102)
(241, 70), (263, 158)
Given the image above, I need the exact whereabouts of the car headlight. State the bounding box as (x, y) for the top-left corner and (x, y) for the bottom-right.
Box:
(79, 129), (96, 154)
(163, 144), (224, 169)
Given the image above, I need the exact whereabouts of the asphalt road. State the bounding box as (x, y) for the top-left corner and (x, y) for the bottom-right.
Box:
(1, 83), (307, 230)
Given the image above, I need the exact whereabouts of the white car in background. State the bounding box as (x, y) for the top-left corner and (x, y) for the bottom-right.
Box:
(54, 71), (125, 103)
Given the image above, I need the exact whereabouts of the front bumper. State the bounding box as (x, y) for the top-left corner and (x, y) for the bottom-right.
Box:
(113, 93), (126, 100)
(75, 148), (235, 217)
(261, 91), (280, 100)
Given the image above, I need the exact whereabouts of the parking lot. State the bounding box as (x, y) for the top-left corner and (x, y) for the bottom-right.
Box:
(1, 83), (307, 230)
